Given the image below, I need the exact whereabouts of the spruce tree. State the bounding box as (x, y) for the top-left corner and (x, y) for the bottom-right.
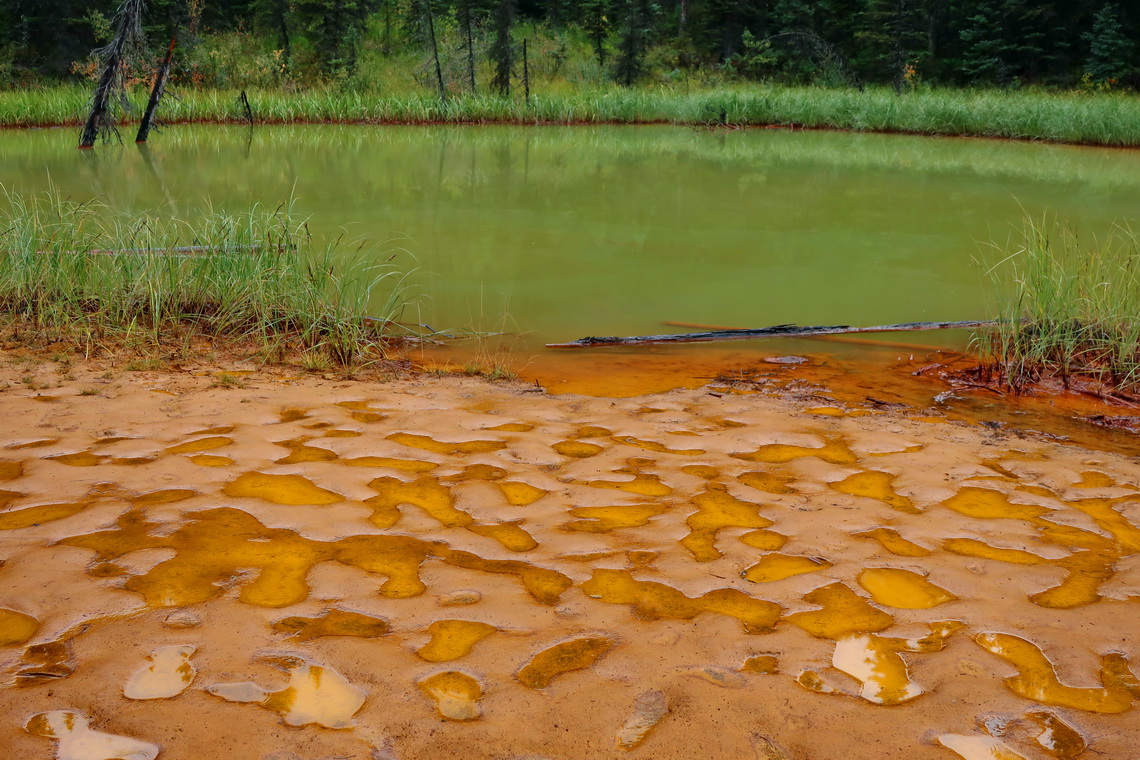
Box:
(614, 0), (655, 85)
(490, 0), (516, 96)
(1083, 3), (1133, 83)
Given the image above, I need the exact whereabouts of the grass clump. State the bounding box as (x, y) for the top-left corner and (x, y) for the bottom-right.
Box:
(0, 189), (411, 367)
(974, 216), (1140, 392)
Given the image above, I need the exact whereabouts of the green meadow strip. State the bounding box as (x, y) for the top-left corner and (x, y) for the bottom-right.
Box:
(4, 84), (1140, 146)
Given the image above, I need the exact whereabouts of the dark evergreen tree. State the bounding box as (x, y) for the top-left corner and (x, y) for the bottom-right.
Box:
(855, 0), (926, 90)
(1083, 3), (1133, 83)
(490, 0), (516, 95)
(580, 0), (611, 68)
(292, 0), (379, 74)
(614, 0), (656, 85)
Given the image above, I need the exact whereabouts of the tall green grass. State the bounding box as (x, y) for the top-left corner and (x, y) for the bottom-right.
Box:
(5, 83), (1140, 146)
(0, 189), (411, 365)
(974, 217), (1140, 391)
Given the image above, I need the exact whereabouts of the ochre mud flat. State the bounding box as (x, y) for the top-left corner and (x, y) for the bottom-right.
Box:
(0, 359), (1138, 760)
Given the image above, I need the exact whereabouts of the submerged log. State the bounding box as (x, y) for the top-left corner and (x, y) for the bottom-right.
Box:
(6, 245), (289, 258)
(546, 320), (1000, 349)
(136, 32), (177, 144)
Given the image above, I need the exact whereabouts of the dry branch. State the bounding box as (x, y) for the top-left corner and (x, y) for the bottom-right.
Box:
(546, 320), (1000, 348)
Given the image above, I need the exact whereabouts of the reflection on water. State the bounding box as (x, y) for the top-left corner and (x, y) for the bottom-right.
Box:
(5, 125), (1140, 347)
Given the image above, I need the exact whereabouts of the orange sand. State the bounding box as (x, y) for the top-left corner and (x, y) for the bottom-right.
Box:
(0, 357), (1138, 760)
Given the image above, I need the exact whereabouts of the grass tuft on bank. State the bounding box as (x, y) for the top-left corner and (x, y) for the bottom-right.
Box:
(974, 216), (1140, 392)
(0, 189), (411, 366)
(5, 84), (1140, 147)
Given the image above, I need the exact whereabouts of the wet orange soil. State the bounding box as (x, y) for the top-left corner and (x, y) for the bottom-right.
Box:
(0, 355), (1138, 759)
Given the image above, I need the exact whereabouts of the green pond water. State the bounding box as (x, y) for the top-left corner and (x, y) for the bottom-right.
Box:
(4, 124), (1140, 350)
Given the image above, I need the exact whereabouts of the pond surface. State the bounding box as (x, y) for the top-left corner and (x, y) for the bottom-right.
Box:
(4, 124), (1140, 350)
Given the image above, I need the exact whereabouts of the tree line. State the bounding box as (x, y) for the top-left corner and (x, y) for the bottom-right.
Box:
(1, 0), (1136, 90)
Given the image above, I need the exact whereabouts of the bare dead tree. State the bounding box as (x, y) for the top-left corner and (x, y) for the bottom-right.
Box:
(136, 32), (177, 144)
(79, 0), (147, 148)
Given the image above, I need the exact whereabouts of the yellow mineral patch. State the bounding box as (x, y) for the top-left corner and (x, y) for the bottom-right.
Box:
(112, 456), (156, 466)
(222, 471), (343, 506)
(616, 689), (668, 750)
(1027, 711), (1088, 760)
(852, 528), (931, 557)
(0, 488), (20, 509)
(45, 451), (105, 467)
(739, 530), (789, 551)
(786, 583), (894, 640)
(123, 644), (196, 700)
(937, 734), (1029, 760)
(387, 432), (505, 455)
(189, 454), (233, 466)
(732, 437), (858, 465)
(517, 636), (614, 688)
(943, 538), (1047, 565)
(562, 504), (668, 532)
(743, 554), (831, 583)
(278, 408), (309, 423)
(577, 426), (612, 438)
(0, 502), (87, 531)
(322, 428), (363, 438)
(272, 608), (391, 641)
(795, 670), (840, 695)
(17, 640), (72, 684)
(445, 464), (508, 481)
(486, 422), (534, 432)
(944, 487), (1052, 521)
(25, 710), (160, 760)
(274, 437), (338, 463)
(1073, 471), (1116, 489)
(366, 475), (468, 529)
(165, 436), (233, 455)
(742, 655), (779, 674)
(738, 470), (798, 494)
(830, 471), (918, 514)
(212, 656), (366, 728)
(130, 489), (197, 507)
(612, 436), (705, 456)
(553, 440), (605, 458)
(681, 485), (773, 561)
(588, 472), (672, 497)
(419, 670), (483, 720)
(832, 634), (923, 704)
(676, 464), (716, 481)
(63, 507), (438, 606)
(0, 608), (39, 646)
(582, 569), (781, 633)
(498, 481), (547, 506)
(417, 619), (497, 662)
(190, 425), (236, 436)
(343, 456), (438, 472)
(440, 549), (572, 605)
(337, 400), (386, 423)
(857, 568), (956, 609)
(0, 460), (23, 480)
(468, 521), (539, 552)
(975, 632), (1136, 713)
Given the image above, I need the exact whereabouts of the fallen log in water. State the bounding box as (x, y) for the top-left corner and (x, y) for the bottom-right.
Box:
(4, 245), (291, 258)
(661, 321), (954, 353)
(546, 320), (1000, 348)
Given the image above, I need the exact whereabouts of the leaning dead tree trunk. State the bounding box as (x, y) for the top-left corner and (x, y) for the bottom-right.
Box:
(135, 32), (176, 144)
(79, 0), (146, 148)
(547, 320), (1002, 348)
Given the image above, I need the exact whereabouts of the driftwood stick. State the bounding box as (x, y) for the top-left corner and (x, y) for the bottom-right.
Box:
(4, 245), (290, 258)
(546, 320), (1000, 349)
(661, 321), (954, 353)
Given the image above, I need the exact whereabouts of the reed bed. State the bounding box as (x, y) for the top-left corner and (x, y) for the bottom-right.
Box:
(974, 217), (1140, 392)
(5, 84), (1140, 146)
(0, 189), (411, 365)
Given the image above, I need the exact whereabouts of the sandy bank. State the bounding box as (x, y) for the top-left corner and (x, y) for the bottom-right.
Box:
(0, 358), (1137, 760)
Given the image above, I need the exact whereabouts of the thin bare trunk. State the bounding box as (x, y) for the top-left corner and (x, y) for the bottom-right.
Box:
(79, 0), (146, 149)
(136, 32), (177, 144)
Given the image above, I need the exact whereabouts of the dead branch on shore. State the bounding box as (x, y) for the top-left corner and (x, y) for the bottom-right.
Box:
(547, 320), (1001, 348)
(136, 32), (177, 144)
